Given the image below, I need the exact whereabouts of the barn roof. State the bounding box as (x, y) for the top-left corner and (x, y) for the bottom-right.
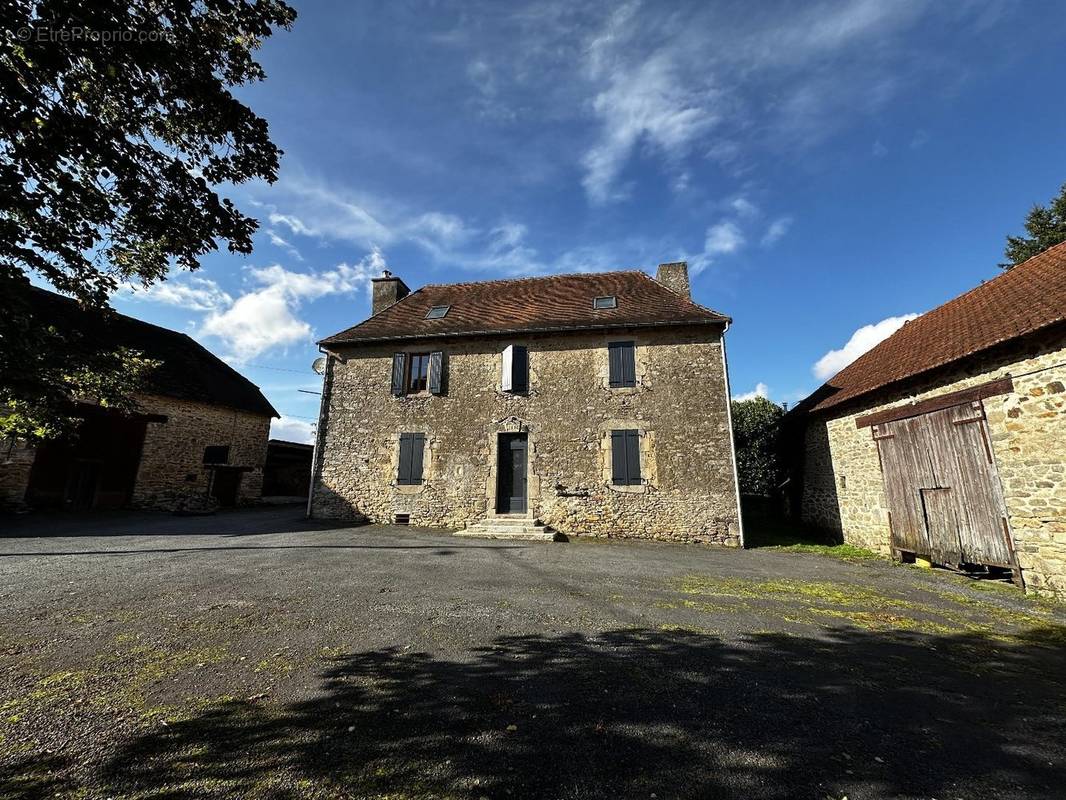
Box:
(802, 241), (1066, 415)
(25, 287), (278, 418)
(319, 270), (729, 345)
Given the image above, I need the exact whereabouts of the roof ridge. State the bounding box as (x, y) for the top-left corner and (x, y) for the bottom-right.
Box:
(419, 269), (649, 289)
(929, 239), (1066, 311)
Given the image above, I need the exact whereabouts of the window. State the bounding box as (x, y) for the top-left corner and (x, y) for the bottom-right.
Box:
(391, 352), (444, 396)
(593, 295), (617, 309)
(608, 341), (636, 388)
(425, 305), (450, 319)
(501, 344), (528, 393)
(611, 430), (642, 485)
(203, 445), (229, 464)
(397, 433), (425, 485)
(406, 353), (431, 393)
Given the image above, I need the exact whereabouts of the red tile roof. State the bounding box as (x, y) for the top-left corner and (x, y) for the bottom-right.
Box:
(807, 241), (1066, 414)
(320, 270), (729, 345)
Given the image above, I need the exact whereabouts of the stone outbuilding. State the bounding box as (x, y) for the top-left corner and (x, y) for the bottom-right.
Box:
(785, 242), (1066, 596)
(310, 263), (743, 544)
(1, 288), (277, 512)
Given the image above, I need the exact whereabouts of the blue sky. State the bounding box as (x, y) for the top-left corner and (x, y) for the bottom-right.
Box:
(111, 0), (1066, 442)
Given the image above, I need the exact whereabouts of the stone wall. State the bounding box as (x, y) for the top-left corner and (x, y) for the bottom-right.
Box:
(799, 325), (1066, 596)
(132, 394), (271, 509)
(0, 395), (271, 512)
(312, 327), (742, 545)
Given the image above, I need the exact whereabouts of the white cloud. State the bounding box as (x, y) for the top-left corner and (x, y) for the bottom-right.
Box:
(121, 276), (231, 313)
(199, 251), (384, 361)
(813, 313), (919, 381)
(731, 197), (759, 218)
(270, 416), (315, 445)
(733, 382), (770, 402)
(761, 216), (793, 247)
(705, 221), (745, 256)
(266, 229), (304, 262)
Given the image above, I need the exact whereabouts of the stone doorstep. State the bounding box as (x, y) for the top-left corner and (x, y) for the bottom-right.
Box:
(456, 514), (563, 541)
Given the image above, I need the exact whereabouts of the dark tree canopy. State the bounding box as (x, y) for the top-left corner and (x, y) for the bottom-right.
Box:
(1003, 182), (1066, 268)
(0, 1), (295, 440)
(731, 395), (785, 497)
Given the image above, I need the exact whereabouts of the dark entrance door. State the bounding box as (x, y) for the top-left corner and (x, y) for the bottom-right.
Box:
(210, 468), (242, 507)
(496, 433), (527, 513)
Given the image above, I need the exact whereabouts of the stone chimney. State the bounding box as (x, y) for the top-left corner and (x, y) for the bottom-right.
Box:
(655, 261), (690, 298)
(371, 270), (410, 315)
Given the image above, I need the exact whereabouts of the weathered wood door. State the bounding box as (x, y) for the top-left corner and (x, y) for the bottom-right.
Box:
(873, 401), (1016, 568)
(496, 433), (528, 513)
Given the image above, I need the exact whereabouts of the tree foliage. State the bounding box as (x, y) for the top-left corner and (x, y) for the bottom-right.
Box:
(0, 1), (295, 440)
(1002, 182), (1066, 268)
(731, 395), (785, 496)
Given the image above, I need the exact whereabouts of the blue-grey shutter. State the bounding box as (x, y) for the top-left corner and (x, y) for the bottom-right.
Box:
(428, 351), (444, 395)
(608, 343), (623, 387)
(398, 434), (413, 483)
(391, 353), (407, 397)
(409, 434), (425, 483)
(512, 346), (528, 392)
(625, 430), (641, 485)
(611, 430), (627, 484)
(621, 343), (636, 387)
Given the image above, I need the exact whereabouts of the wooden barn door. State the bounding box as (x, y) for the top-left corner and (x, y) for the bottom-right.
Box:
(872, 401), (1017, 571)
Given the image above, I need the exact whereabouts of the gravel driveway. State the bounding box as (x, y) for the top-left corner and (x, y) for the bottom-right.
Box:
(1, 507), (1064, 799)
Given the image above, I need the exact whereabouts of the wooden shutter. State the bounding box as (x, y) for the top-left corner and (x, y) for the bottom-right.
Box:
(391, 353), (407, 397)
(398, 433), (425, 485)
(428, 351), (444, 395)
(608, 342), (635, 387)
(610, 429), (641, 485)
(624, 430), (641, 484)
(512, 345), (528, 392)
(501, 345), (514, 392)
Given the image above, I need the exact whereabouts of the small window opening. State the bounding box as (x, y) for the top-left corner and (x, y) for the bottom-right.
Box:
(425, 305), (450, 319)
(593, 296), (617, 309)
(203, 445), (230, 464)
(395, 513), (411, 525)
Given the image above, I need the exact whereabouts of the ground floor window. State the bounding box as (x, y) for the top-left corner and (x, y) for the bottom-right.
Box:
(611, 429), (641, 485)
(397, 433), (425, 485)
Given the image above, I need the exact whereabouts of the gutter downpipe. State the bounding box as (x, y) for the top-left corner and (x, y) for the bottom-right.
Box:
(306, 346), (334, 519)
(719, 320), (746, 548)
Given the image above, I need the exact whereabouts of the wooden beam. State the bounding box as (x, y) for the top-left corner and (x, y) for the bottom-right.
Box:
(855, 376), (1014, 429)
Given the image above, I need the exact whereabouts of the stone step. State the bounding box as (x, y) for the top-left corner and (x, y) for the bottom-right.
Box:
(454, 528), (560, 542)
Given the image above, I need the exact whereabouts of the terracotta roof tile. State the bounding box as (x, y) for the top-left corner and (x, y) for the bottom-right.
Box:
(320, 270), (729, 345)
(807, 241), (1066, 413)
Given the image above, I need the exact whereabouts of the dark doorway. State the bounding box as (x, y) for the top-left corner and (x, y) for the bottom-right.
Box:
(25, 414), (148, 509)
(210, 468), (243, 507)
(496, 433), (528, 513)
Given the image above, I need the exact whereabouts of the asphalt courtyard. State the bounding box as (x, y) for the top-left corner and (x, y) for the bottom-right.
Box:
(1, 507), (1064, 799)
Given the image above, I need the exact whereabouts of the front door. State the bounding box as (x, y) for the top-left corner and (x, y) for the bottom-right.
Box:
(496, 433), (527, 513)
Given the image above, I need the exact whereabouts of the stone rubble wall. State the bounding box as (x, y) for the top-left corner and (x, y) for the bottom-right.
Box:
(132, 394), (271, 510)
(312, 328), (742, 545)
(799, 326), (1066, 596)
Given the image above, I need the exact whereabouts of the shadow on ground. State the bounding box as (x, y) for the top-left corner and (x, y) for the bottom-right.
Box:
(7, 627), (1064, 799)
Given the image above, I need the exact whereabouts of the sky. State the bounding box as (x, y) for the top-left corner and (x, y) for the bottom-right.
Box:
(109, 0), (1066, 443)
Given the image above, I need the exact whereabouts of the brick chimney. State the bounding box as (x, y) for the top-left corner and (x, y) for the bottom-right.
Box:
(655, 261), (690, 298)
(371, 270), (410, 315)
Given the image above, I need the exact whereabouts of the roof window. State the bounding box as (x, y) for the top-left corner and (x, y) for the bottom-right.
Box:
(593, 296), (617, 310)
(425, 305), (450, 319)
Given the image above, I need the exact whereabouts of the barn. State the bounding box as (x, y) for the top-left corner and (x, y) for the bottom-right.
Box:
(785, 242), (1066, 597)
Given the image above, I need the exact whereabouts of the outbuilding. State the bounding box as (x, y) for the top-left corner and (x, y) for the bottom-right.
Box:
(785, 242), (1066, 596)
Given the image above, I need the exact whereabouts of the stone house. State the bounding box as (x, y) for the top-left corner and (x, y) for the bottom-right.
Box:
(310, 263), (743, 544)
(785, 242), (1066, 596)
(1, 288), (277, 512)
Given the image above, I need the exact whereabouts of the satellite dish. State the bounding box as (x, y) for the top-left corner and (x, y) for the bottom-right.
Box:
(311, 356), (327, 375)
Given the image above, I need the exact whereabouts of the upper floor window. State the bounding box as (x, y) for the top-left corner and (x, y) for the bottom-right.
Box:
(425, 305), (450, 319)
(593, 295), (617, 309)
(608, 341), (636, 388)
(501, 344), (528, 393)
(391, 352), (444, 396)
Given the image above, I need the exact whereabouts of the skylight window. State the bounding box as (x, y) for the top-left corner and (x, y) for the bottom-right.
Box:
(593, 296), (617, 310)
(425, 305), (450, 319)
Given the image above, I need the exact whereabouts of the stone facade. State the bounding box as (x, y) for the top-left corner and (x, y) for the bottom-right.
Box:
(131, 394), (271, 509)
(798, 325), (1066, 597)
(0, 394), (271, 512)
(311, 327), (742, 545)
